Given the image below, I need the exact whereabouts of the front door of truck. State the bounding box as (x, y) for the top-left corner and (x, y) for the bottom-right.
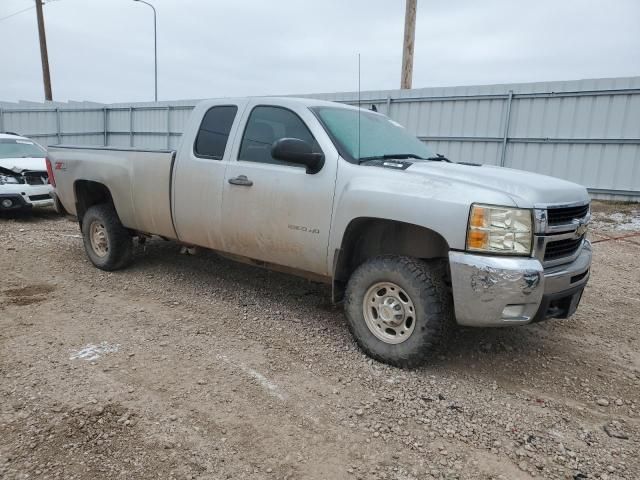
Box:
(220, 103), (337, 276)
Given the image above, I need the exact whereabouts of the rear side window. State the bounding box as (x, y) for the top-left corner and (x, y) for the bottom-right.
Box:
(238, 106), (321, 167)
(194, 105), (238, 159)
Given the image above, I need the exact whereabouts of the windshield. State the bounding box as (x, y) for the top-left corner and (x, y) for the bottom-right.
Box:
(0, 138), (46, 159)
(311, 106), (434, 162)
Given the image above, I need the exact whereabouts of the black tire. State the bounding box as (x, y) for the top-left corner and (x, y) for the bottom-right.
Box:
(81, 204), (133, 271)
(344, 255), (453, 368)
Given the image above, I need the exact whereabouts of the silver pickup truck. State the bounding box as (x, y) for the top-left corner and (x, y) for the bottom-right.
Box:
(49, 97), (592, 367)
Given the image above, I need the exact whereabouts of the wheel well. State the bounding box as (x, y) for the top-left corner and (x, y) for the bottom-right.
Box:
(332, 218), (450, 302)
(74, 180), (113, 225)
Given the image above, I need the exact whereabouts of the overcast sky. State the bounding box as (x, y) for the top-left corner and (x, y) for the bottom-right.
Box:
(1, 0), (639, 103)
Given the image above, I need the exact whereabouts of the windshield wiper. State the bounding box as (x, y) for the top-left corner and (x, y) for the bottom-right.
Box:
(426, 154), (452, 163)
(358, 153), (425, 164)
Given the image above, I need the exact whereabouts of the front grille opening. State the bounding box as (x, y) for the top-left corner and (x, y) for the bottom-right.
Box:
(544, 236), (584, 261)
(547, 204), (589, 226)
(570, 269), (589, 284)
(546, 296), (574, 319)
(29, 194), (51, 201)
(24, 173), (49, 185)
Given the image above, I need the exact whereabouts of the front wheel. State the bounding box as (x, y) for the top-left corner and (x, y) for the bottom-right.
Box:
(344, 255), (453, 368)
(81, 204), (133, 271)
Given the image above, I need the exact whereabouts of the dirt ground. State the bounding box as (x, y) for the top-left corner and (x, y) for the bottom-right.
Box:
(1, 202), (639, 480)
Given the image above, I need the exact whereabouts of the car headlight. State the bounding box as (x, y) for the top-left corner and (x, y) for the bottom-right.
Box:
(466, 204), (533, 255)
(0, 174), (20, 185)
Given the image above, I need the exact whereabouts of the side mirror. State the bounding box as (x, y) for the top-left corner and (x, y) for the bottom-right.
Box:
(271, 138), (324, 174)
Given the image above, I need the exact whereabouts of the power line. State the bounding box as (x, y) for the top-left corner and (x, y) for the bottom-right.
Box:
(0, 5), (35, 22)
(0, 0), (60, 22)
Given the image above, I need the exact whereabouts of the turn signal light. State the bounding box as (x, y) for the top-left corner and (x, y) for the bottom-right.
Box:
(467, 230), (488, 249)
(469, 206), (486, 228)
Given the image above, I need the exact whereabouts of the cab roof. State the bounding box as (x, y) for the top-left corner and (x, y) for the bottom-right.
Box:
(196, 96), (361, 111)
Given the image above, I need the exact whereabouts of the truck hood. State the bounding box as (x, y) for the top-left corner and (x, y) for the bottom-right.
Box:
(406, 161), (590, 208)
(0, 157), (47, 174)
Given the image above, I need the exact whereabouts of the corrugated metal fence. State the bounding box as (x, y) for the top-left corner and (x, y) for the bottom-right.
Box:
(2, 76), (639, 200)
(0, 99), (197, 151)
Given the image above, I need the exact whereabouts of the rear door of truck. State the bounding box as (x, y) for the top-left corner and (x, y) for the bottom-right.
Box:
(171, 100), (248, 249)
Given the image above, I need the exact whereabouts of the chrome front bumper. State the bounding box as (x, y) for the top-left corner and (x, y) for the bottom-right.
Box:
(449, 242), (591, 327)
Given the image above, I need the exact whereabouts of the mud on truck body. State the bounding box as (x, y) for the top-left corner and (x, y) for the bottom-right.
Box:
(48, 97), (592, 367)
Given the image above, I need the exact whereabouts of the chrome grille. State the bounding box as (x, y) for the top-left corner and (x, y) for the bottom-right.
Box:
(544, 235), (584, 261)
(534, 202), (590, 267)
(547, 204), (589, 226)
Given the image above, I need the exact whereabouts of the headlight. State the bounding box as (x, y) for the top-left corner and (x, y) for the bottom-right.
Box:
(0, 174), (20, 185)
(466, 204), (533, 255)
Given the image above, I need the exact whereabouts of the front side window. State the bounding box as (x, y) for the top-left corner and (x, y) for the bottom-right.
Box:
(0, 138), (46, 159)
(312, 107), (434, 163)
(238, 106), (321, 167)
(194, 105), (238, 159)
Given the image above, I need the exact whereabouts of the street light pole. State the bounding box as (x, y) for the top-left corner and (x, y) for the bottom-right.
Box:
(133, 0), (157, 102)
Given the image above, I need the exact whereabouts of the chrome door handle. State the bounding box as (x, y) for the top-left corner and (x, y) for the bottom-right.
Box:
(228, 175), (253, 187)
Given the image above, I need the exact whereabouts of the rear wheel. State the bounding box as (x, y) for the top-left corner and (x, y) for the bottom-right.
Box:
(344, 255), (453, 368)
(81, 204), (133, 271)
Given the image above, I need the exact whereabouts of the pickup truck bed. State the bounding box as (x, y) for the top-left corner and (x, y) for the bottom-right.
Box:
(49, 146), (178, 239)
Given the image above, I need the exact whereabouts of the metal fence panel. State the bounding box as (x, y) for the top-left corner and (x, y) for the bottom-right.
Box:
(62, 134), (104, 146)
(1, 77), (639, 200)
(4, 109), (57, 138)
(59, 109), (103, 137)
(106, 109), (130, 132)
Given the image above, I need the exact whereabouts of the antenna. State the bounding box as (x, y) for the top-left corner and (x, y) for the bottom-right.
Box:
(358, 53), (361, 161)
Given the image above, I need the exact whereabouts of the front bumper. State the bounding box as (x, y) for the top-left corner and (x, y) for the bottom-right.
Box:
(449, 242), (591, 327)
(0, 193), (30, 210)
(0, 186), (53, 211)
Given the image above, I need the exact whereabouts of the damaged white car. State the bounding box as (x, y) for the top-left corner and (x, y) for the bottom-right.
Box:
(0, 133), (54, 212)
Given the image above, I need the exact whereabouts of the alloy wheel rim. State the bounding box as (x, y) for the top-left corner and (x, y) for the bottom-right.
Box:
(362, 281), (416, 344)
(89, 221), (109, 257)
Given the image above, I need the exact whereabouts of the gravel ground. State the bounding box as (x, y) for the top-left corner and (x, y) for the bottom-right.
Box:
(590, 202), (640, 233)
(1, 202), (639, 480)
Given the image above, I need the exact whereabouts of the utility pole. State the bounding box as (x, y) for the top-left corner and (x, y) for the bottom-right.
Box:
(35, 0), (52, 101)
(400, 0), (417, 89)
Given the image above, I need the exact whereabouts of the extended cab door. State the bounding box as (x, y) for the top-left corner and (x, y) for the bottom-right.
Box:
(220, 102), (338, 276)
(172, 100), (247, 249)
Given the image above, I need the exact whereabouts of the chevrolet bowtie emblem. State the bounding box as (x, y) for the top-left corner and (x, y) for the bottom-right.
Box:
(575, 221), (589, 237)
